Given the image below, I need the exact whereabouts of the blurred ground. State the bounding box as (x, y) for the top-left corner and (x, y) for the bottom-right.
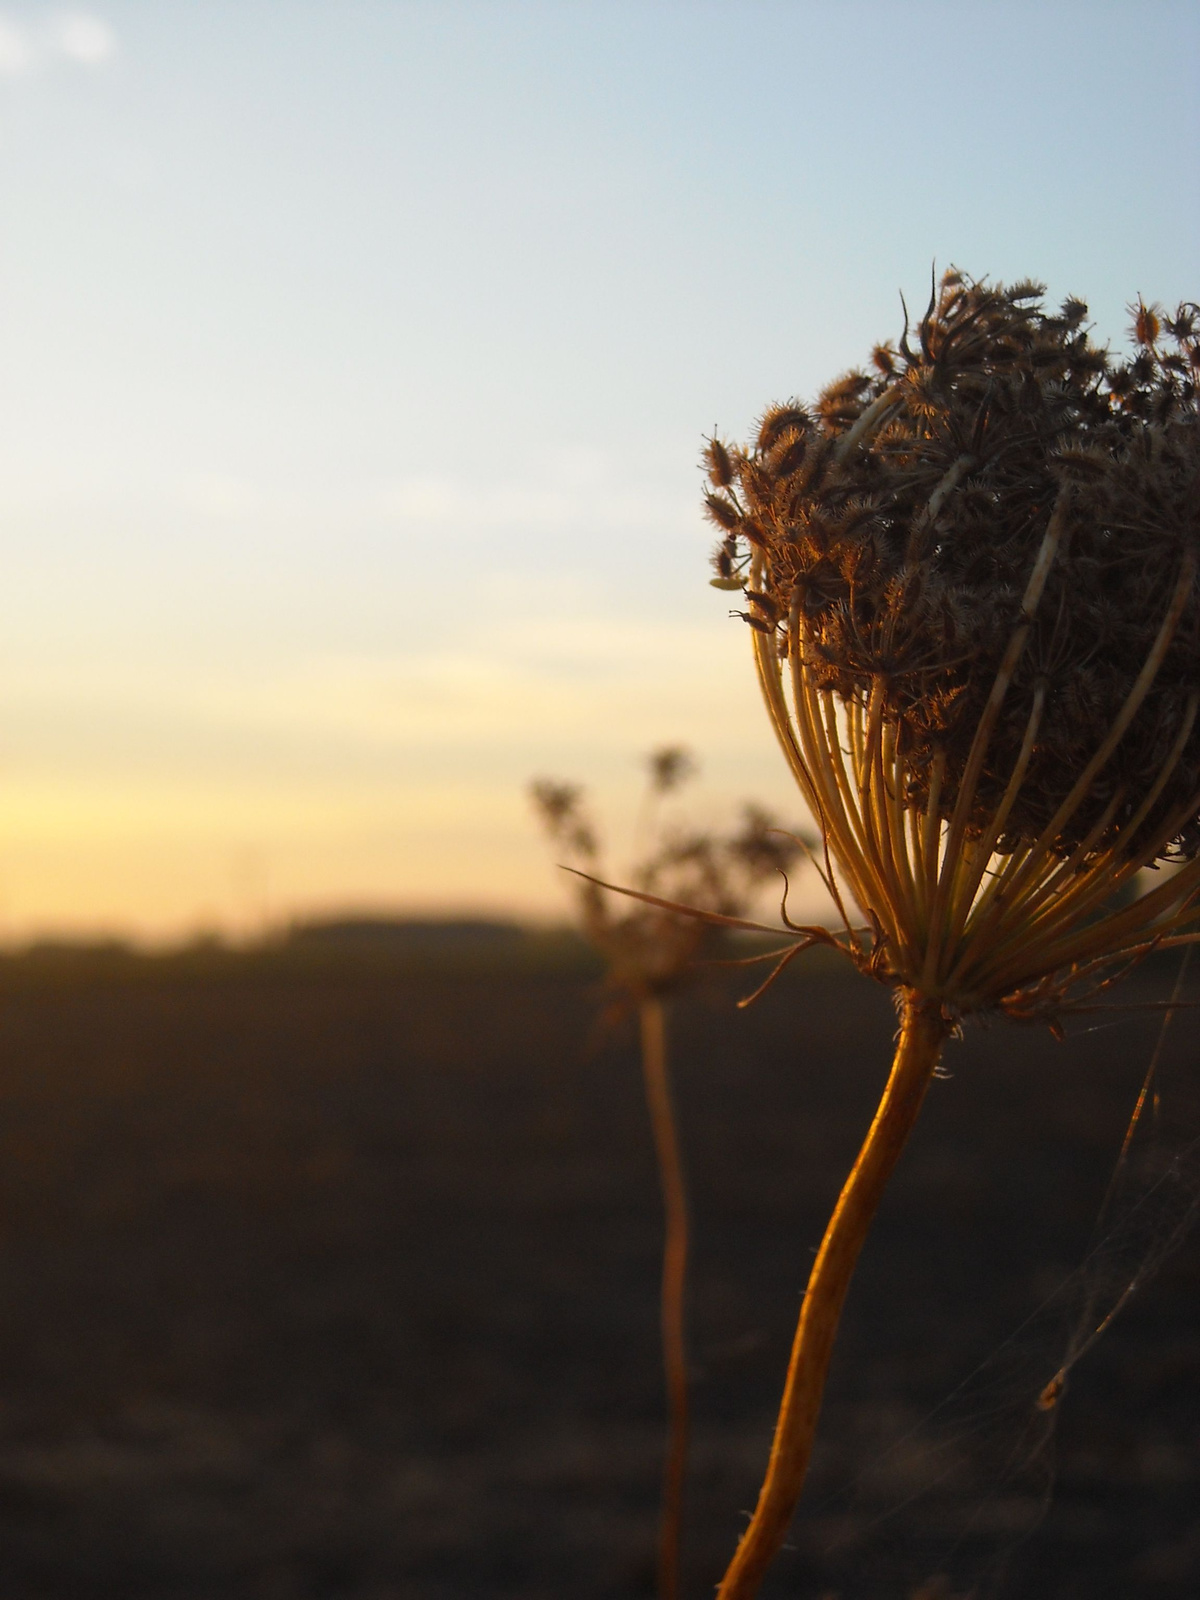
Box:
(0, 937), (1194, 1598)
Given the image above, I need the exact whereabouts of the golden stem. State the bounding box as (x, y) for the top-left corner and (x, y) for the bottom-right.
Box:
(832, 383), (904, 462)
(998, 852), (1200, 987)
(791, 637), (864, 859)
(788, 637), (879, 915)
(882, 716), (920, 950)
(817, 686), (877, 907)
(861, 680), (908, 935)
(905, 747), (929, 917)
(1112, 690), (1200, 842)
(945, 680), (1047, 944)
(1047, 554), (1195, 830)
(922, 494), (1069, 985)
(847, 691), (867, 788)
(639, 995), (690, 1600)
(984, 551), (1197, 930)
(854, 696), (916, 968)
(714, 992), (949, 1600)
(753, 625), (817, 813)
(750, 625), (871, 945)
(1008, 684), (1200, 964)
(955, 690), (1196, 992)
(906, 454), (975, 555)
(960, 789), (1122, 981)
(950, 791), (1124, 994)
(920, 750), (946, 910)
(967, 739), (1200, 998)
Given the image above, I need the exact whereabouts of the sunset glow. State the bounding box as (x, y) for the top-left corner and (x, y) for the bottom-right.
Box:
(0, 1), (1195, 939)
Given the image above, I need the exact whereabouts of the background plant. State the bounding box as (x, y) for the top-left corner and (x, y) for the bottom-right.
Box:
(531, 751), (802, 1600)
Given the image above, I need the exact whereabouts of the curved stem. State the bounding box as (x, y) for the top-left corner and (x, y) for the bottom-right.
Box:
(639, 995), (690, 1600)
(715, 991), (950, 1599)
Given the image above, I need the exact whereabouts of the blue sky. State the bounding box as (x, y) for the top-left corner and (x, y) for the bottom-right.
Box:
(0, 1), (1196, 938)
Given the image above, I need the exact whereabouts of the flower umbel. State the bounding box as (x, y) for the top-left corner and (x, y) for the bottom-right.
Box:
(707, 272), (1200, 1019)
(704, 272), (1200, 1598)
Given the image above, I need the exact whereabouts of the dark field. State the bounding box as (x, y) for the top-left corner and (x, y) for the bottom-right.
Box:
(0, 940), (1195, 1599)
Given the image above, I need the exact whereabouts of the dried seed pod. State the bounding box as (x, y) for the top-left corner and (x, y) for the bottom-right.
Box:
(712, 270), (1200, 898)
(704, 436), (735, 488)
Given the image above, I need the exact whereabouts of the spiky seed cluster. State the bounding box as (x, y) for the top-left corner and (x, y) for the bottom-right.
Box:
(706, 272), (1200, 861)
(531, 755), (802, 1000)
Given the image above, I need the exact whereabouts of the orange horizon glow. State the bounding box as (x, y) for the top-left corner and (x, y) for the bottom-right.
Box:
(0, 5), (1193, 942)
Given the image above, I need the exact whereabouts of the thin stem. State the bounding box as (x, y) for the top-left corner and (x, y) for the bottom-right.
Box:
(981, 551), (1197, 933)
(789, 652), (878, 919)
(920, 750), (946, 911)
(832, 382), (904, 462)
(863, 684), (902, 915)
(815, 687), (876, 920)
(791, 633), (872, 887)
(639, 995), (690, 1600)
(753, 625), (817, 812)
(715, 991), (950, 1600)
(945, 679), (1046, 945)
(880, 709), (921, 962)
(922, 493), (1069, 986)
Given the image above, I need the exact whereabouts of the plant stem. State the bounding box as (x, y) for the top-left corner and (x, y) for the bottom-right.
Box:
(716, 990), (950, 1599)
(639, 994), (690, 1600)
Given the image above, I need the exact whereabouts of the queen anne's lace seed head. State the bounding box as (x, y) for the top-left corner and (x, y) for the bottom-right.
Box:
(707, 272), (1200, 867)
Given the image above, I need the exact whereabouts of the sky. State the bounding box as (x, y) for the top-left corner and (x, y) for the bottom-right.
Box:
(0, 0), (1196, 941)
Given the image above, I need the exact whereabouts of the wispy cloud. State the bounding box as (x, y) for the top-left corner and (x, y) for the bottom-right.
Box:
(374, 475), (686, 532)
(0, 613), (760, 757)
(0, 10), (116, 75)
(0, 18), (29, 72)
(50, 11), (114, 63)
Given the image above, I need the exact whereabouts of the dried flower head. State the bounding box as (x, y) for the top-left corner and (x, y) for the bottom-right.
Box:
(533, 753), (808, 1600)
(705, 270), (1200, 1018)
(648, 745), (695, 795)
(531, 750), (803, 1000)
(698, 272), (1200, 1600)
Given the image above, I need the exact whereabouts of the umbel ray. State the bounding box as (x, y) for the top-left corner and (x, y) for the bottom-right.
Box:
(610, 271), (1200, 1597)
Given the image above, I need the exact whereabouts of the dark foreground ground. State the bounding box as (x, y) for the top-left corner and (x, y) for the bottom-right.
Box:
(0, 937), (1195, 1599)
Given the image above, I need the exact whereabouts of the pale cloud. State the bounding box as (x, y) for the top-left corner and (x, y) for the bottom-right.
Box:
(0, 607), (824, 938)
(0, 460), (688, 543)
(186, 473), (274, 521)
(204, 651), (713, 749)
(371, 472), (689, 533)
(154, 612), (759, 756)
(0, 613), (763, 757)
(49, 10), (115, 63)
(0, 17), (30, 72)
(0, 10), (116, 75)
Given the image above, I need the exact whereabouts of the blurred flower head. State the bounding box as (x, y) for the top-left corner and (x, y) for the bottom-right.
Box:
(531, 749), (807, 999)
